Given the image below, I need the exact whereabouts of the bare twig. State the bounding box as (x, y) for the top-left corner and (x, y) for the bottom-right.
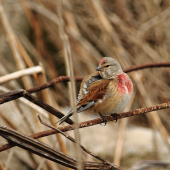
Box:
(0, 76), (83, 105)
(0, 125), (77, 169)
(1, 101), (170, 152)
(38, 115), (122, 170)
(38, 63), (68, 156)
(124, 62), (170, 73)
(0, 62), (169, 104)
(0, 86), (49, 118)
(0, 61), (169, 107)
(0, 89), (73, 124)
(0, 125), (121, 170)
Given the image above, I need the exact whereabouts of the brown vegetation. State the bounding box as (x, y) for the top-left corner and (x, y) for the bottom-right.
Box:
(0, 0), (170, 169)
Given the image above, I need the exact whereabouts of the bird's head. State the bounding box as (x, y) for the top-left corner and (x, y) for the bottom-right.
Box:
(96, 57), (123, 79)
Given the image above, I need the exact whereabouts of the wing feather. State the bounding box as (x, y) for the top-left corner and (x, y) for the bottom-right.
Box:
(57, 78), (110, 124)
(77, 79), (110, 108)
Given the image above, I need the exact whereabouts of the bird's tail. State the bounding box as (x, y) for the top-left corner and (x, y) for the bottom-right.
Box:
(57, 104), (79, 125)
(56, 109), (74, 125)
(56, 112), (73, 125)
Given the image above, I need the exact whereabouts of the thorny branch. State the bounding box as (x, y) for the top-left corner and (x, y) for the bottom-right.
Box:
(0, 101), (170, 152)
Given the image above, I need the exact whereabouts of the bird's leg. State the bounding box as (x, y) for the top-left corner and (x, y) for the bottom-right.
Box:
(110, 113), (119, 123)
(99, 112), (108, 125)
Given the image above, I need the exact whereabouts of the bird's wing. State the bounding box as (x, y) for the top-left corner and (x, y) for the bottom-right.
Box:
(57, 75), (109, 125)
(84, 73), (102, 88)
(77, 79), (110, 112)
(77, 72), (102, 102)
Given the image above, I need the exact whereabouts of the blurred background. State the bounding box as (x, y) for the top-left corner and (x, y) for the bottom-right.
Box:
(0, 0), (170, 170)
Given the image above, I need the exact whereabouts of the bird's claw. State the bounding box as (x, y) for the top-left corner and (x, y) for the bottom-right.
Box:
(111, 113), (118, 123)
(99, 113), (108, 126)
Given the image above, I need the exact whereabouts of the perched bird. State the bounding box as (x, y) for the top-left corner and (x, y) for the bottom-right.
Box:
(57, 57), (133, 125)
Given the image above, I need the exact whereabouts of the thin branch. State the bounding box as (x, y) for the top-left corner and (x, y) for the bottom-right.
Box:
(0, 125), (77, 169)
(38, 115), (121, 169)
(0, 86), (49, 118)
(1, 101), (170, 152)
(0, 89), (73, 124)
(0, 76), (83, 105)
(0, 125), (121, 170)
(23, 91), (74, 124)
(0, 62), (170, 105)
(0, 62), (169, 105)
(124, 62), (170, 73)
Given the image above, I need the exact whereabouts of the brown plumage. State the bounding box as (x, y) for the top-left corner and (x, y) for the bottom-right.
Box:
(78, 79), (110, 107)
(57, 57), (133, 125)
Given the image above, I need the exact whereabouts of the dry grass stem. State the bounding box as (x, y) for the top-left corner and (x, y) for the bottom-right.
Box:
(0, 2), (33, 89)
(134, 72), (170, 150)
(57, 1), (82, 169)
(113, 93), (135, 165)
(1, 1), (170, 169)
(0, 66), (43, 84)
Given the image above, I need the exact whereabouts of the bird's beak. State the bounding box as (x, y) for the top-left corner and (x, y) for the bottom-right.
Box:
(96, 66), (102, 71)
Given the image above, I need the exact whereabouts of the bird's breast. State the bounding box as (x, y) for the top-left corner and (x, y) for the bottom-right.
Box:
(117, 73), (133, 95)
(93, 73), (133, 115)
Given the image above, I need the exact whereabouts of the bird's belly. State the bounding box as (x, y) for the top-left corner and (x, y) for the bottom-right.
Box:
(93, 92), (130, 116)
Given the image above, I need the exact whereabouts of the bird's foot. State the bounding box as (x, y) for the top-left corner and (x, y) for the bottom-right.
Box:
(111, 113), (119, 123)
(99, 113), (108, 126)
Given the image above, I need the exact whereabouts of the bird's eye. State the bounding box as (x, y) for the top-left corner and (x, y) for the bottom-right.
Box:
(105, 65), (110, 67)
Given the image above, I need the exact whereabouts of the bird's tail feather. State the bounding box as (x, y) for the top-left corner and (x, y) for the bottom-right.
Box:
(57, 105), (79, 125)
(57, 112), (73, 125)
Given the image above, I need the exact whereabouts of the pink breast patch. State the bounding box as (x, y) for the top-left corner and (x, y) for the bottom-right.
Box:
(117, 74), (127, 95)
(117, 73), (133, 95)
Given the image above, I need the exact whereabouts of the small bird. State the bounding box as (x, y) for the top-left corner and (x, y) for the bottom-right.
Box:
(57, 57), (133, 125)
